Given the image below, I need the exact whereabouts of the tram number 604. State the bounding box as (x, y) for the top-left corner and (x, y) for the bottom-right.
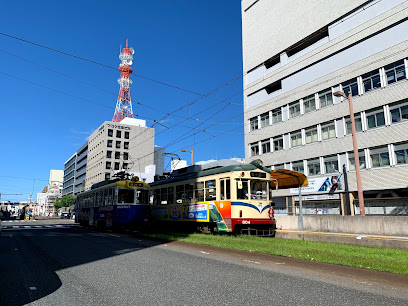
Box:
(242, 220), (251, 224)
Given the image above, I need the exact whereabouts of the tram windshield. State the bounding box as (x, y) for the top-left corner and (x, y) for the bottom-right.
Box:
(237, 180), (249, 200)
(236, 179), (268, 200)
(250, 180), (268, 200)
(118, 189), (134, 204)
(136, 190), (149, 204)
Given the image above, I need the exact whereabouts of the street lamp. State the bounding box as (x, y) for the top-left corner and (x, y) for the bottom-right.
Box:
(333, 90), (365, 216)
(181, 148), (194, 165)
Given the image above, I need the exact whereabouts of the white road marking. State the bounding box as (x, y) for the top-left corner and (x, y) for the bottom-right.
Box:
(244, 260), (260, 264)
(200, 251), (210, 255)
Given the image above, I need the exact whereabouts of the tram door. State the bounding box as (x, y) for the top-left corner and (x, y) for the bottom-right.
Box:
(89, 207), (95, 226)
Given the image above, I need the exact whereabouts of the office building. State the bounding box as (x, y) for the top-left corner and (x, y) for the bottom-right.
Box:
(242, 0), (408, 215)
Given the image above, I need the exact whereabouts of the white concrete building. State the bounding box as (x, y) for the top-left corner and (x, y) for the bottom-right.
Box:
(242, 0), (408, 215)
(63, 118), (165, 194)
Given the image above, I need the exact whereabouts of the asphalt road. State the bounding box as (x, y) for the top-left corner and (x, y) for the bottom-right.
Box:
(1, 219), (407, 306)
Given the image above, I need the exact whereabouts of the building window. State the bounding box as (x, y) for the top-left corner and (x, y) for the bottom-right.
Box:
(106, 162), (111, 169)
(390, 101), (408, 123)
(250, 117), (258, 131)
(342, 78), (359, 97)
(291, 131), (302, 147)
(366, 108), (385, 129)
(348, 150), (366, 171)
(394, 142), (408, 165)
(273, 137), (283, 151)
(321, 122), (336, 140)
(124, 142), (129, 149)
(123, 152), (128, 160)
(292, 161), (304, 173)
(250, 142), (259, 156)
(123, 163), (128, 169)
(106, 151), (112, 158)
(385, 59), (406, 85)
(303, 95), (316, 114)
(324, 155), (338, 173)
(289, 101), (300, 118)
(108, 129), (113, 137)
(345, 115), (363, 135)
(105, 173), (110, 180)
(362, 69), (381, 93)
(319, 89), (333, 108)
(305, 126), (318, 144)
(107, 140), (113, 148)
(274, 164), (285, 170)
(116, 141), (121, 149)
(260, 112), (270, 128)
(272, 108), (282, 124)
(307, 158), (321, 176)
(115, 152), (120, 159)
(116, 130), (122, 138)
(125, 131), (130, 139)
(261, 139), (271, 154)
(114, 162), (120, 170)
(370, 146), (390, 168)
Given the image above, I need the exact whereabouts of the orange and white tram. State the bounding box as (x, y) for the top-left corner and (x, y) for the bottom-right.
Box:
(150, 160), (277, 236)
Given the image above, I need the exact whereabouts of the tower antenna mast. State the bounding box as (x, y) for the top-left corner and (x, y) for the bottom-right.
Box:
(112, 39), (135, 122)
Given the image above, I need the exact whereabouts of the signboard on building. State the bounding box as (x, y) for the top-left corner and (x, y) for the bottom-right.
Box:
(290, 175), (342, 194)
(49, 181), (61, 190)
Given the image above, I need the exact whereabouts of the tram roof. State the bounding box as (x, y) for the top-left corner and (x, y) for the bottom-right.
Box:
(150, 163), (270, 187)
(79, 180), (150, 196)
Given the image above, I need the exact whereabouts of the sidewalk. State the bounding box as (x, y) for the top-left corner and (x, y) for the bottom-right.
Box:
(276, 229), (408, 249)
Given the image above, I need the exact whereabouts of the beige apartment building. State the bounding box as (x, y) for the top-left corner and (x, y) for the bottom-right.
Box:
(84, 118), (155, 190)
(242, 0), (408, 215)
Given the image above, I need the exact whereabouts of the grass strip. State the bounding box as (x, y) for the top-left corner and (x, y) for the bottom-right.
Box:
(139, 231), (408, 274)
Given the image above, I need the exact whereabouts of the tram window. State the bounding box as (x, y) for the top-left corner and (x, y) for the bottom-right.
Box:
(195, 181), (205, 202)
(220, 179), (230, 200)
(226, 179), (231, 199)
(118, 189), (134, 203)
(185, 183), (194, 202)
(237, 180), (249, 200)
(160, 188), (168, 204)
(97, 191), (103, 206)
(250, 180), (268, 200)
(195, 182), (204, 189)
(168, 187), (174, 204)
(136, 190), (149, 204)
(205, 180), (216, 201)
(104, 189), (108, 205)
(108, 188), (113, 205)
(195, 189), (204, 202)
(153, 189), (160, 205)
(176, 185), (184, 202)
(220, 179), (225, 200)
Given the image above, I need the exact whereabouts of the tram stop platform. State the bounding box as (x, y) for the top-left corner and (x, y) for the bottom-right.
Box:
(275, 229), (408, 249)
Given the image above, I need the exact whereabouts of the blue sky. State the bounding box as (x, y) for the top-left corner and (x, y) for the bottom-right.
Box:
(0, 1), (244, 202)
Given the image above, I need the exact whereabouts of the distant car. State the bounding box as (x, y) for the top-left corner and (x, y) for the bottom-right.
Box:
(60, 212), (70, 219)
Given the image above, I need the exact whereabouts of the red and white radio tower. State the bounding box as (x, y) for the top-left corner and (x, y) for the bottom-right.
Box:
(112, 40), (135, 122)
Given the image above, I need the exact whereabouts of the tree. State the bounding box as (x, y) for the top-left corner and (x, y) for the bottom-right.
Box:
(54, 195), (75, 209)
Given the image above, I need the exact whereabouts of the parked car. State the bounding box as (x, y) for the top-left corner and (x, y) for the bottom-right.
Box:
(60, 212), (70, 219)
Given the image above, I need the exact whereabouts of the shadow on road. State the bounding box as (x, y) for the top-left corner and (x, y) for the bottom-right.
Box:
(0, 225), (185, 305)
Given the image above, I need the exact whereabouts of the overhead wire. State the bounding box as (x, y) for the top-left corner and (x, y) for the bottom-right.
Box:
(0, 31), (244, 105)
